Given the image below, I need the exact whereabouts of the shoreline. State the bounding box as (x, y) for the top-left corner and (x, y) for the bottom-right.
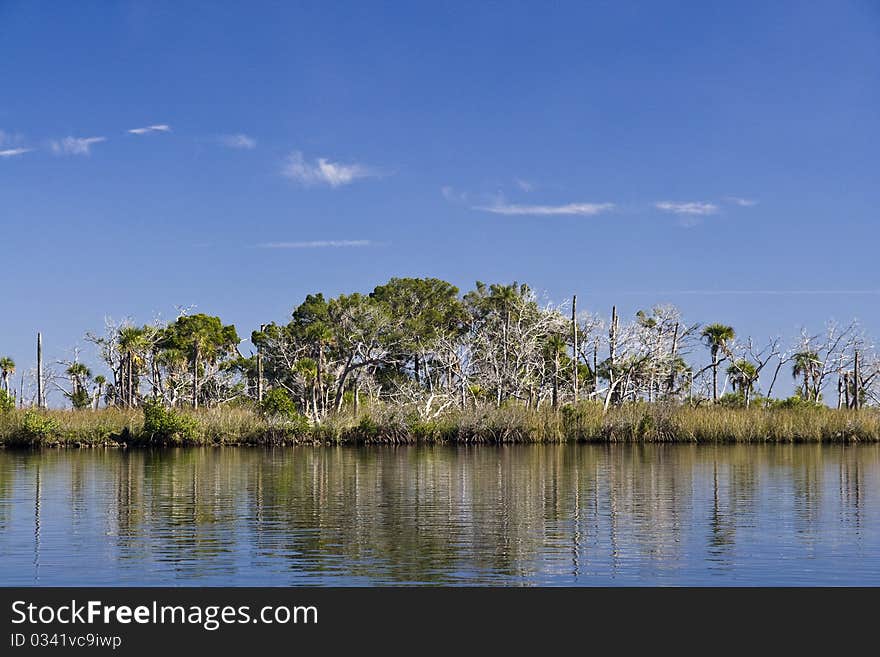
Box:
(4, 441), (880, 451)
(2, 403), (879, 448)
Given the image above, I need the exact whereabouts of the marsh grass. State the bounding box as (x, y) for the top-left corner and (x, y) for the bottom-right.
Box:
(0, 408), (141, 447)
(1, 401), (878, 447)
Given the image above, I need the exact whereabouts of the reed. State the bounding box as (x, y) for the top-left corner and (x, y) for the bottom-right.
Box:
(1, 402), (879, 447)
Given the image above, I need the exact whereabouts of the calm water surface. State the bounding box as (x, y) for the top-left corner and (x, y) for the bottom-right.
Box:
(0, 444), (878, 585)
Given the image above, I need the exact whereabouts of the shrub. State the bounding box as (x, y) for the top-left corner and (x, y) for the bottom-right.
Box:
(0, 389), (14, 414)
(141, 400), (201, 445)
(259, 388), (297, 419)
(68, 389), (92, 410)
(717, 392), (747, 408)
(770, 396), (825, 411)
(259, 388), (309, 434)
(560, 401), (604, 441)
(16, 411), (61, 445)
(637, 412), (655, 438)
(358, 414), (380, 435)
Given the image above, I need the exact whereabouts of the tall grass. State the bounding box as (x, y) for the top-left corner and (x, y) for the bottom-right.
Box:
(0, 407), (141, 447)
(1, 401), (878, 447)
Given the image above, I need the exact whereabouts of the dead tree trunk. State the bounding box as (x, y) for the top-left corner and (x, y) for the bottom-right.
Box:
(552, 350), (559, 409)
(667, 322), (680, 395)
(333, 355), (355, 413)
(571, 295), (578, 403)
(608, 306), (619, 405)
(36, 332), (43, 409)
(316, 342), (325, 417)
(257, 324), (265, 403)
(192, 340), (200, 409)
(127, 351), (133, 407)
(853, 350), (861, 410)
(353, 377), (360, 417)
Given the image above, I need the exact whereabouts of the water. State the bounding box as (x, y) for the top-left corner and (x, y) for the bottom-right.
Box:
(0, 444), (878, 586)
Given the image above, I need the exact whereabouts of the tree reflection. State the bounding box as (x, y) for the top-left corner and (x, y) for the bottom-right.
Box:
(0, 444), (878, 585)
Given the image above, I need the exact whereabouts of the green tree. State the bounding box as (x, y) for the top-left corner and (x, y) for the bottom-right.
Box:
(159, 314), (240, 408)
(792, 351), (820, 400)
(117, 326), (151, 407)
(65, 362), (92, 409)
(0, 357), (15, 394)
(290, 294), (334, 416)
(701, 324), (735, 402)
(371, 277), (467, 387)
(726, 359), (758, 407)
(259, 387), (299, 420)
(666, 355), (692, 398)
(326, 293), (393, 412)
(0, 389), (14, 414)
(92, 374), (107, 410)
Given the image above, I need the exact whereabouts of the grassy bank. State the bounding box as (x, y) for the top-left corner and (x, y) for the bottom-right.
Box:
(1, 401), (880, 447)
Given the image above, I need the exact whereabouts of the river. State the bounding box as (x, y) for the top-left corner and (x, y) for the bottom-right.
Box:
(0, 444), (878, 585)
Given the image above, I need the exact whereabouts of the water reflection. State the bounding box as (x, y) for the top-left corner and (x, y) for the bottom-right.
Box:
(0, 444), (878, 585)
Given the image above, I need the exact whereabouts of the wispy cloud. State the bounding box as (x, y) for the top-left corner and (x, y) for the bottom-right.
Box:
(258, 240), (379, 249)
(474, 202), (615, 216)
(441, 185), (469, 203)
(281, 151), (379, 187)
(51, 136), (106, 156)
(127, 124), (171, 135)
(515, 178), (535, 192)
(1, 130), (31, 157)
(0, 148), (32, 158)
(654, 201), (719, 216)
(219, 134), (256, 149)
(723, 196), (758, 207)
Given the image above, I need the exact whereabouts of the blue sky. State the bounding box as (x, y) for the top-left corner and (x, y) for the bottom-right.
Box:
(1, 1), (879, 391)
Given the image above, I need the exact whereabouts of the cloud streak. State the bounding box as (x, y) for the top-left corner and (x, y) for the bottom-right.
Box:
(51, 136), (106, 156)
(258, 240), (379, 249)
(654, 201), (718, 216)
(282, 151), (378, 187)
(724, 196), (758, 207)
(219, 134), (256, 149)
(128, 124), (171, 135)
(0, 148), (32, 158)
(474, 202), (615, 216)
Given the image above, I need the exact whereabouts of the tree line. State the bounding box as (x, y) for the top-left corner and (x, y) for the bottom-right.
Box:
(1, 277), (876, 417)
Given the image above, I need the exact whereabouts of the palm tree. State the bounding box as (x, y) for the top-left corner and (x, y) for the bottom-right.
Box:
(792, 351), (820, 400)
(117, 326), (149, 407)
(66, 362), (91, 393)
(0, 357), (15, 393)
(65, 362), (92, 409)
(701, 324), (735, 402)
(665, 355), (691, 397)
(726, 359), (758, 407)
(92, 375), (106, 410)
